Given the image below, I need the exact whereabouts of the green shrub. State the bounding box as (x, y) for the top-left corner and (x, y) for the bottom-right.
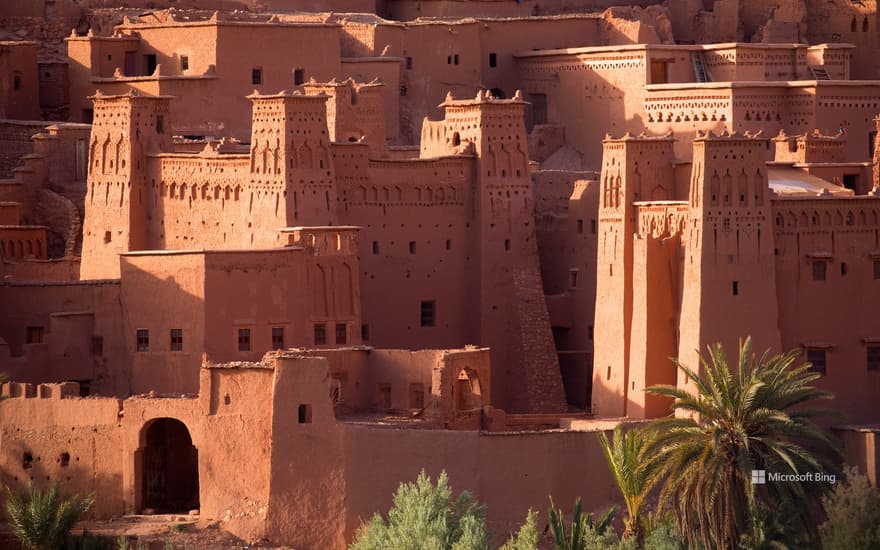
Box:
(500, 510), (540, 550)
(349, 470), (489, 550)
(819, 465), (880, 550)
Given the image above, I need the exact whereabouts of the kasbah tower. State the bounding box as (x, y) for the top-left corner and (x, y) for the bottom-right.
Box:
(0, 0), (879, 547)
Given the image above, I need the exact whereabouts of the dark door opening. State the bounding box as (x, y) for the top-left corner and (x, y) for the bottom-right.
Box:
(141, 418), (199, 513)
(144, 54), (157, 76)
(842, 174), (857, 191)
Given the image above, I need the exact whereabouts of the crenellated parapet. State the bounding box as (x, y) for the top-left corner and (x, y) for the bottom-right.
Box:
(0, 381), (81, 399)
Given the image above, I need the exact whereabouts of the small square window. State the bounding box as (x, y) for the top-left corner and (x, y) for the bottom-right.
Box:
(591, 219), (597, 234)
(406, 56), (413, 70)
(170, 328), (183, 351)
(576, 219), (583, 233)
(409, 241), (416, 254)
(454, 54), (459, 65)
(400, 85), (407, 97)
(361, 323), (370, 342)
(298, 404), (312, 423)
(504, 239), (511, 251)
(314, 323), (327, 345)
(489, 52), (497, 68)
(372, 241), (380, 254)
(13, 74), (22, 91)
(136, 329), (149, 352)
(271, 326), (285, 350)
(732, 281), (739, 296)
(569, 270), (578, 288)
(807, 349), (827, 376)
(812, 260), (827, 281)
(25, 326), (44, 344)
(294, 68), (305, 85)
(874, 260), (880, 280)
(156, 115), (164, 134)
(867, 345), (880, 371)
(420, 300), (436, 327)
(445, 239), (452, 251)
(841, 262), (848, 276)
(447, 55), (452, 65)
(237, 328), (251, 352)
(180, 55), (189, 71)
(252, 67), (263, 85)
(335, 323), (347, 345)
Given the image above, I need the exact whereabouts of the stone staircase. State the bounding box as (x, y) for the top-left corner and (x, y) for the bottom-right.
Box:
(809, 65), (832, 80)
(692, 52), (712, 82)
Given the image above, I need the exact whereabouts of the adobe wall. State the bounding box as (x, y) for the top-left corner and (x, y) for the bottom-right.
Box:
(346, 156), (479, 351)
(0, 280), (128, 395)
(772, 197), (880, 424)
(338, 422), (623, 548)
(533, 171), (600, 409)
(0, 257), (80, 282)
(0, 120), (49, 178)
(382, 0), (666, 20)
(0, 383), (126, 518)
(0, 42), (41, 120)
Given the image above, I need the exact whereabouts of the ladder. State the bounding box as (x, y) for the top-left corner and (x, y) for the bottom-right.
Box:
(809, 65), (832, 80)
(692, 52), (712, 83)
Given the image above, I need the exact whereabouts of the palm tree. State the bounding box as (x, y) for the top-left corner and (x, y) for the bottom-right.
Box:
(4, 481), (94, 550)
(645, 337), (840, 550)
(547, 497), (615, 550)
(596, 424), (662, 541)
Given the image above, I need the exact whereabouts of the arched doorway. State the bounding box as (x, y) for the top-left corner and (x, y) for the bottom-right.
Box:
(454, 368), (482, 411)
(140, 418), (199, 513)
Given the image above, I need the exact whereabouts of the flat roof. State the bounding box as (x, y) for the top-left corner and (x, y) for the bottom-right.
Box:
(515, 41), (854, 59)
(121, 247), (304, 257)
(768, 166), (854, 197)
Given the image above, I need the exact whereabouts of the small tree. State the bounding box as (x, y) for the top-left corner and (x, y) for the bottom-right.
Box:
(349, 470), (489, 550)
(819, 465), (880, 550)
(500, 510), (540, 550)
(597, 425), (661, 541)
(4, 481), (94, 550)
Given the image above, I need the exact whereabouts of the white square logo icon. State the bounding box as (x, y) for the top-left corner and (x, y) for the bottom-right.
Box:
(751, 470), (766, 484)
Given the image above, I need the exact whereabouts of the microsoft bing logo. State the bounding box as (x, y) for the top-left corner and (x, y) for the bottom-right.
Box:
(751, 470), (766, 484)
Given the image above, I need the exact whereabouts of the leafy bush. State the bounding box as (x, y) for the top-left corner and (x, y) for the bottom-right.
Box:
(349, 470), (489, 550)
(4, 481), (94, 550)
(819, 465), (880, 550)
(500, 510), (540, 550)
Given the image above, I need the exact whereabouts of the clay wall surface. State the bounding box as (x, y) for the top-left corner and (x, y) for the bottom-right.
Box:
(0, 383), (126, 518)
(0, 226), (48, 260)
(341, 59), (402, 143)
(0, 280), (127, 394)
(339, 420), (622, 548)
(0, 120), (49, 178)
(803, 0), (879, 79)
(382, 0), (665, 20)
(533, 172), (599, 408)
(772, 197), (880, 424)
(0, 42), (40, 120)
(0, 257), (81, 281)
(346, 156), (478, 351)
(0, 202), (20, 224)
